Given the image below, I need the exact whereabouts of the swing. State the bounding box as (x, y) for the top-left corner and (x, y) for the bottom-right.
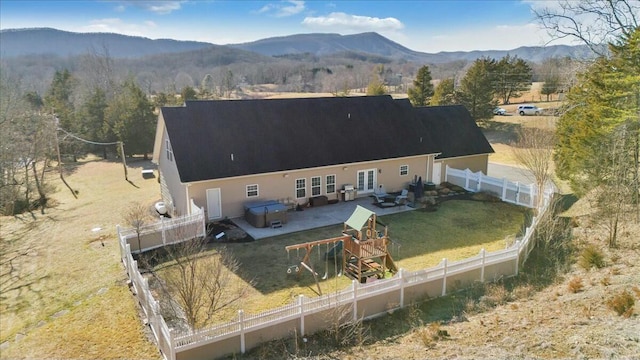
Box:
(321, 242), (329, 280)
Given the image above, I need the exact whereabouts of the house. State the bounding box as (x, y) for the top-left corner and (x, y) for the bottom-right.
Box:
(151, 95), (493, 221)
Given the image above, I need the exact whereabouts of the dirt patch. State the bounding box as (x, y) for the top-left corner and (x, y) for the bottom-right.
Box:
(206, 219), (255, 243)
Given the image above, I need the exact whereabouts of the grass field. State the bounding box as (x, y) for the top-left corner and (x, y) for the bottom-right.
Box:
(0, 158), (162, 359)
(152, 199), (528, 328)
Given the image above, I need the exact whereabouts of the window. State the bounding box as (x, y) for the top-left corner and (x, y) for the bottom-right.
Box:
(326, 174), (336, 194)
(295, 178), (306, 199)
(246, 184), (258, 198)
(311, 176), (321, 196)
(165, 138), (173, 161)
(400, 165), (409, 176)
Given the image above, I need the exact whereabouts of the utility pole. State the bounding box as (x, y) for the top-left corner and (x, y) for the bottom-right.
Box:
(118, 141), (128, 181)
(53, 116), (77, 198)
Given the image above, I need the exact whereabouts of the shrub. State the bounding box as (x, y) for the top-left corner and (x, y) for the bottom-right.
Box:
(568, 277), (584, 293)
(607, 290), (635, 318)
(416, 322), (449, 348)
(479, 283), (511, 308)
(578, 245), (605, 270)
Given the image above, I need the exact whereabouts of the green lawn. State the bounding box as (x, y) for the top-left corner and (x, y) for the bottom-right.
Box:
(154, 199), (529, 326)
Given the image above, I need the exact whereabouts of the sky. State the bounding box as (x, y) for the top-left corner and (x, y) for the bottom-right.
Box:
(0, 0), (579, 53)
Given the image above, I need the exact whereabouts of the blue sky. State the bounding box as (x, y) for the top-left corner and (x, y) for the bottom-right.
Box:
(0, 0), (577, 52)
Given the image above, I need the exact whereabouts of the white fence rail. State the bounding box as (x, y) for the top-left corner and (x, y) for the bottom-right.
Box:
(119, 169), (553, 360)
(119, 206), (206, 254)
(445, 165), (544, 208)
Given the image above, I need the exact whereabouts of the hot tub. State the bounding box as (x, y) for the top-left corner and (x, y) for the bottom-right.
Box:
(244, 201), (288, 228)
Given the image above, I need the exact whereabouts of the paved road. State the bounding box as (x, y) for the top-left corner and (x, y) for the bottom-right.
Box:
(487, 162), (535, 185)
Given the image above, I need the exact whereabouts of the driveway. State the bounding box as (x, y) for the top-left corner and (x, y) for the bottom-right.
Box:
(488, 162), (535, 185)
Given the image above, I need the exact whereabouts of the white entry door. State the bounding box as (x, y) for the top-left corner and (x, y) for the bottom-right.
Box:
(357, 169), (377, 193)
(432, 162), (442, 185)
(206, 188), (222, 220)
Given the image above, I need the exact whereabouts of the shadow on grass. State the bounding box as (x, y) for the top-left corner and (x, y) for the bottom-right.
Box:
(480, 121), (522, 145)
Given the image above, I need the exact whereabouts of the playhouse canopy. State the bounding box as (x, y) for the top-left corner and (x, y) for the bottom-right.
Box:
(345, 205), (375, 231)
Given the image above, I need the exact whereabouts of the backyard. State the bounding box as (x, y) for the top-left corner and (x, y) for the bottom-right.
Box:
(149, 197), (529, 328)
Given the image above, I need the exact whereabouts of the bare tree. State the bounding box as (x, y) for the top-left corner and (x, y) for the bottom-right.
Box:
(156, 235), (249, 331)
(124, 201), (149, 253)
(591, 122), (639, 247)
(512, 127), (556, 208)
(534, 0), (639, 55)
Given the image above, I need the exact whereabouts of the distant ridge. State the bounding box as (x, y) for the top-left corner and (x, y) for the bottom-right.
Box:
(0, 28), (213, 58)
(0, 27), (597, 63)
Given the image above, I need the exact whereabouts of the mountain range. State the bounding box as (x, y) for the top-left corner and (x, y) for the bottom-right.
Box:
(0, 28), (596, 64)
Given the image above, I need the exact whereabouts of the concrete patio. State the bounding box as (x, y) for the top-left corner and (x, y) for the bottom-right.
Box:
(231, 196), (415, 240)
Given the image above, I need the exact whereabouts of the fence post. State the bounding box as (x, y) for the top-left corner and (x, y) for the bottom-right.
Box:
(502, 178), (508, 201)
(299, 295), (305, 336)
(445, 165), (449, 183)
(441, 258), (448, 296)
(201, 209), (206, 237)
(480, 249), (486, 283)
(477, 172), (483, 192)
(399, 269), (405, 308)
(161, 216), (166, 245)
(464, 169), (470, 190)
(238, 310), (245, 354)
(352, 280), (358, 321)
(515, 182), (521, 205)
(529, 184), (535, 208)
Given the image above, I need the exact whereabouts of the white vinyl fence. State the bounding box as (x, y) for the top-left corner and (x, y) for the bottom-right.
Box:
(445, 165), (541, 208)
(118, 202), (206, 253)
(119, 169), (553, 360)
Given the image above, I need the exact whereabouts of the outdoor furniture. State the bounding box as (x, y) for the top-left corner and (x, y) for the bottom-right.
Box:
(244, 200), (288, 228)
(373, 185), (389, 203)
(309, 195), (328, 207)
(395, 189), (409, 205)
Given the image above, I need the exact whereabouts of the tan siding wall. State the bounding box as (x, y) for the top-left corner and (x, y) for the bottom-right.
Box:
(158, 131), (188, 216)
(435, 155), (489, 183)
(187, 156), (430, 219)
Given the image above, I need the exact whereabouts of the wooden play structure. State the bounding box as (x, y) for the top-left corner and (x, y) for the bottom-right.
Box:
(285, 205), (397, 286)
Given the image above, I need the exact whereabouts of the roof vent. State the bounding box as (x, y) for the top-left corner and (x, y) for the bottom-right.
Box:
(231, 153), (234, 161)
(348, 113), (351, 119)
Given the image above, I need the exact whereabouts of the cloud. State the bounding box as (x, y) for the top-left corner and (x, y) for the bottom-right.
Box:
(302, 12), (404, 32)
(118, 1), (185, 15)
(410, 22), (579, 53)
(258, 1), (305, 17)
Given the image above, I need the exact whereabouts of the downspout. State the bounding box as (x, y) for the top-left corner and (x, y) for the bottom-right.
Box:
(185, 184), (191, 216)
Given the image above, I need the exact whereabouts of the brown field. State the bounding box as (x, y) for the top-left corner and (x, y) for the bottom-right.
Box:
(0, 158), (162, 359)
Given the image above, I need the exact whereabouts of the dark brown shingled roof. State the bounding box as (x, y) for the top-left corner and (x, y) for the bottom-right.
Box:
(162, 95), (440, 183)
(412, 105), (494, 159)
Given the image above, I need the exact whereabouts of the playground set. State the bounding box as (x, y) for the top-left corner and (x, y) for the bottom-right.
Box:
(285, 205), (398, 293)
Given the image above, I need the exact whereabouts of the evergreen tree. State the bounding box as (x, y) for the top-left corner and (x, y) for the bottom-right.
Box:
(554, 27), (640, 198)
(106, 78), (156, 159)
(430, 78), (456, 106)
(79, 87), (109, 157)
(366, 77), (387, 96)
(44, 69), (79, 159)
(408, 65), (434, 106)
(493, 55), (532, 104)
(540, 75), (560, 102)
(456, 58), (497, 122)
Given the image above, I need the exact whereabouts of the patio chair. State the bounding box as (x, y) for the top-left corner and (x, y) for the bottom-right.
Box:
(395, 189), (408, 206)
(373, 185), (389, 203)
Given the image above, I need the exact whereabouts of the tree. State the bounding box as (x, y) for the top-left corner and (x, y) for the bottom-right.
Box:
(534, 0), (639, 55)
(407, 65), (434, 106)
(430, 78), (456, 106)
(78, 87), (109, 158)
(456, 58), (498, 122)
(45, 69), (79, 160)
(494, 55), (532, 104)
(155, 232), (249, 331)
(106, 78), (156, 158)
(181, 86), (197, 102)
(512, 127), (556, 208)
(366, 77), (387, 96)
(540, 75), (560, 102)
(124, 201), (149, 253)
(554, 28), (640, 246)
